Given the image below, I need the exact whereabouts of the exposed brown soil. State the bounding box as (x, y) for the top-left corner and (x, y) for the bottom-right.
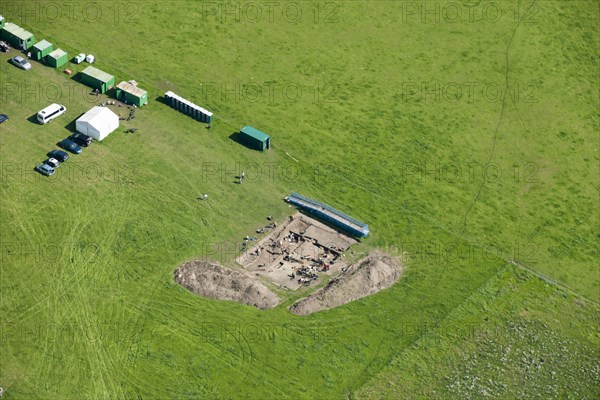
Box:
(288, 251), (403, 316)
(238, 213), (357, 291)
(174, 261), (279, 309)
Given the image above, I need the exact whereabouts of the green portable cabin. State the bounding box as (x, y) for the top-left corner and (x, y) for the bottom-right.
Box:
(32, 40), (53, 61)
(0, 22), (35, 50)
(47, 48), (67, 68)
(0, 15), (5, 29)
(80, 66), (115, 93)
(116, 81), (148, 107)
(239, 126), (271, 151)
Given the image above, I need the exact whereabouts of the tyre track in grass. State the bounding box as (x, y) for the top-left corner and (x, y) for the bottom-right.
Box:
(78, 195), (144, 399)
(159, 276), (372, 395)
(1, 187), (136, 325)
(41, 224), (113, 397)
(177, 135), (581, 394)
(271, 10), (595, 304)
(79, 244), (145, 400)
(74, 280), (112, 398)
(261, 2), (538, 268)
(124, 280), (297, 398)
(21, 213), (100, 397)
(507, 259), (597, 304)
(459, 0), (538, 236)
(356, 254), (600, 398)
(36, 195), (136, 398)
(352, 263), (513, 396)
(119, 294), (256, 398)
(138, 176), (235, 232)
(66, 238), (138, 397)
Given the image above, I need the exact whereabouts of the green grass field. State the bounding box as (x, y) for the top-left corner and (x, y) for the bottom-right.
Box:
(0, 1), (598, 399)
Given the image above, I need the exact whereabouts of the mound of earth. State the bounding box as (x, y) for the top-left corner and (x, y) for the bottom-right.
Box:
(175, 261), (279, 309)
(289, 251), (403, 316)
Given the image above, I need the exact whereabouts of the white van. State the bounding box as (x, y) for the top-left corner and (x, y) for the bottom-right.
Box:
(37, 103), (66, 124)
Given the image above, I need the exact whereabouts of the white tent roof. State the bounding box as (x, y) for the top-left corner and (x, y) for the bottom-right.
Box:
(76, 106), (119, 141)
(77, 106), (116, 123)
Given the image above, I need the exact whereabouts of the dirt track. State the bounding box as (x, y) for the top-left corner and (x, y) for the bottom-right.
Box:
(288, 251), (403, 316)
(174, 261), (279, 309)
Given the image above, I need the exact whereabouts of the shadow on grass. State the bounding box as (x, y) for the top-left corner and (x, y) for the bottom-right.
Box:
(229, 131), (245, 145)
(27, 114), (39, 124)
(71, 71), (82, 83)
(229, 131), (263, 152)
(154, 95), (169, 106)
(63, 117), (78, 133)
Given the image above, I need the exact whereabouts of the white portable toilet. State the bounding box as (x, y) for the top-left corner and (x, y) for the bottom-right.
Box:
(86, 54), (95, 63)
(73, 53), (86, 64)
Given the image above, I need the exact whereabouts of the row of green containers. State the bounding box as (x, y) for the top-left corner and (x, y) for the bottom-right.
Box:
(0, 16), (147, 107)
(1, 16), (264, 148)
(0, 17), (142, 105)
(0, 16), (146, 105)
(31, 40), (68, 67)
(0, 18), (68, 68)
(79, 66), (148, 106)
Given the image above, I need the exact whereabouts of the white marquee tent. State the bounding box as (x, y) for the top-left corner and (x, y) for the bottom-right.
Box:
(75, 106), (119, 141)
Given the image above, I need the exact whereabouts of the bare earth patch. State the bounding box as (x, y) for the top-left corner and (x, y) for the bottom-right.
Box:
(289, 251), (403, 316)
(238, 213), (357, 291)
(174, 261), (279, 309)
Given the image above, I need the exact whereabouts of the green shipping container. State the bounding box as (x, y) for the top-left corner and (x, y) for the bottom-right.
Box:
(239, 126), (271, 151)
(0, 22), (35, 50)
(80, 66), (115, 94)
(32, 40), (53, 61)
(116, 81), (148, 107)
(47, 48), (67, 68)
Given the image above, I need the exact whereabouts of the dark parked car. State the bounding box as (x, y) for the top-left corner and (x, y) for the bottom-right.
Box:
(44, 157), (60, 168)
(70, 132), (92, 147)
(35, 163), (55, 176)
(47, 149), (69, 162)
(0, 114), (8, 124)
(57, 139), (82, 154)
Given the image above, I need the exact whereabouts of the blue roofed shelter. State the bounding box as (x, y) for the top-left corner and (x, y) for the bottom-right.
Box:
(287, 193), (369, 238)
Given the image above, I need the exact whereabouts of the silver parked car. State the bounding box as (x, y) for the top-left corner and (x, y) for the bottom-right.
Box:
(34, 163), (55, 176)
(10, 56), (32, 70)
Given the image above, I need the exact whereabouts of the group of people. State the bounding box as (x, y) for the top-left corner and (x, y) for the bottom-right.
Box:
(289, 266), (320, 286)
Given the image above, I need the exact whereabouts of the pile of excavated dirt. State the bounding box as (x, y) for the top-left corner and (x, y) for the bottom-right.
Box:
(288, 251), (403, 316)
(174, 261), (279, 310)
